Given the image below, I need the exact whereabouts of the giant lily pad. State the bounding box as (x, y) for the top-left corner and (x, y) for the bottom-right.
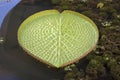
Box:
(18, 10), (99, 68)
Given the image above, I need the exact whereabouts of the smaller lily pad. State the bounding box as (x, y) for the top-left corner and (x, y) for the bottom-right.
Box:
(18, 10), (99, 68)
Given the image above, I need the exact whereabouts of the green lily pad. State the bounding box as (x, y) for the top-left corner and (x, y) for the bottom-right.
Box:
(18, 10), (99, 68)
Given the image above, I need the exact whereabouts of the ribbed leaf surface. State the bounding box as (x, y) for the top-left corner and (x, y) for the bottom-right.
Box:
(18, 10), (99, 68)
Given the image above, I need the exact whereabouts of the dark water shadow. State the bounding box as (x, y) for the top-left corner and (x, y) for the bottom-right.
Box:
(0, 3), (65, 80)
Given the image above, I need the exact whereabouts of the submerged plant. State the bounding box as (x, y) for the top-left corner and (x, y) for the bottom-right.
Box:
(18, 10), (99, 68)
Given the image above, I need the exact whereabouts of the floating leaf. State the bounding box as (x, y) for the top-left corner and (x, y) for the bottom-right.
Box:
(18, 10), (99, 68)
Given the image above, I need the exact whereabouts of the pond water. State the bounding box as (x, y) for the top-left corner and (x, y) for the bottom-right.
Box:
(0, 0), (120, 80)
(0, 2), (65, 80)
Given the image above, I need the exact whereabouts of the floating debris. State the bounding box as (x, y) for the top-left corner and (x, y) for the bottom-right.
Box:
(117, 14), (120, 19)
(105, 0), (112, 2)
(80, 0), (87, 2)
(64, 64), (76, 71)
(0, 37), (5, 44)
(101, 21), (112, 27)
(97, 2), (104, 9)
